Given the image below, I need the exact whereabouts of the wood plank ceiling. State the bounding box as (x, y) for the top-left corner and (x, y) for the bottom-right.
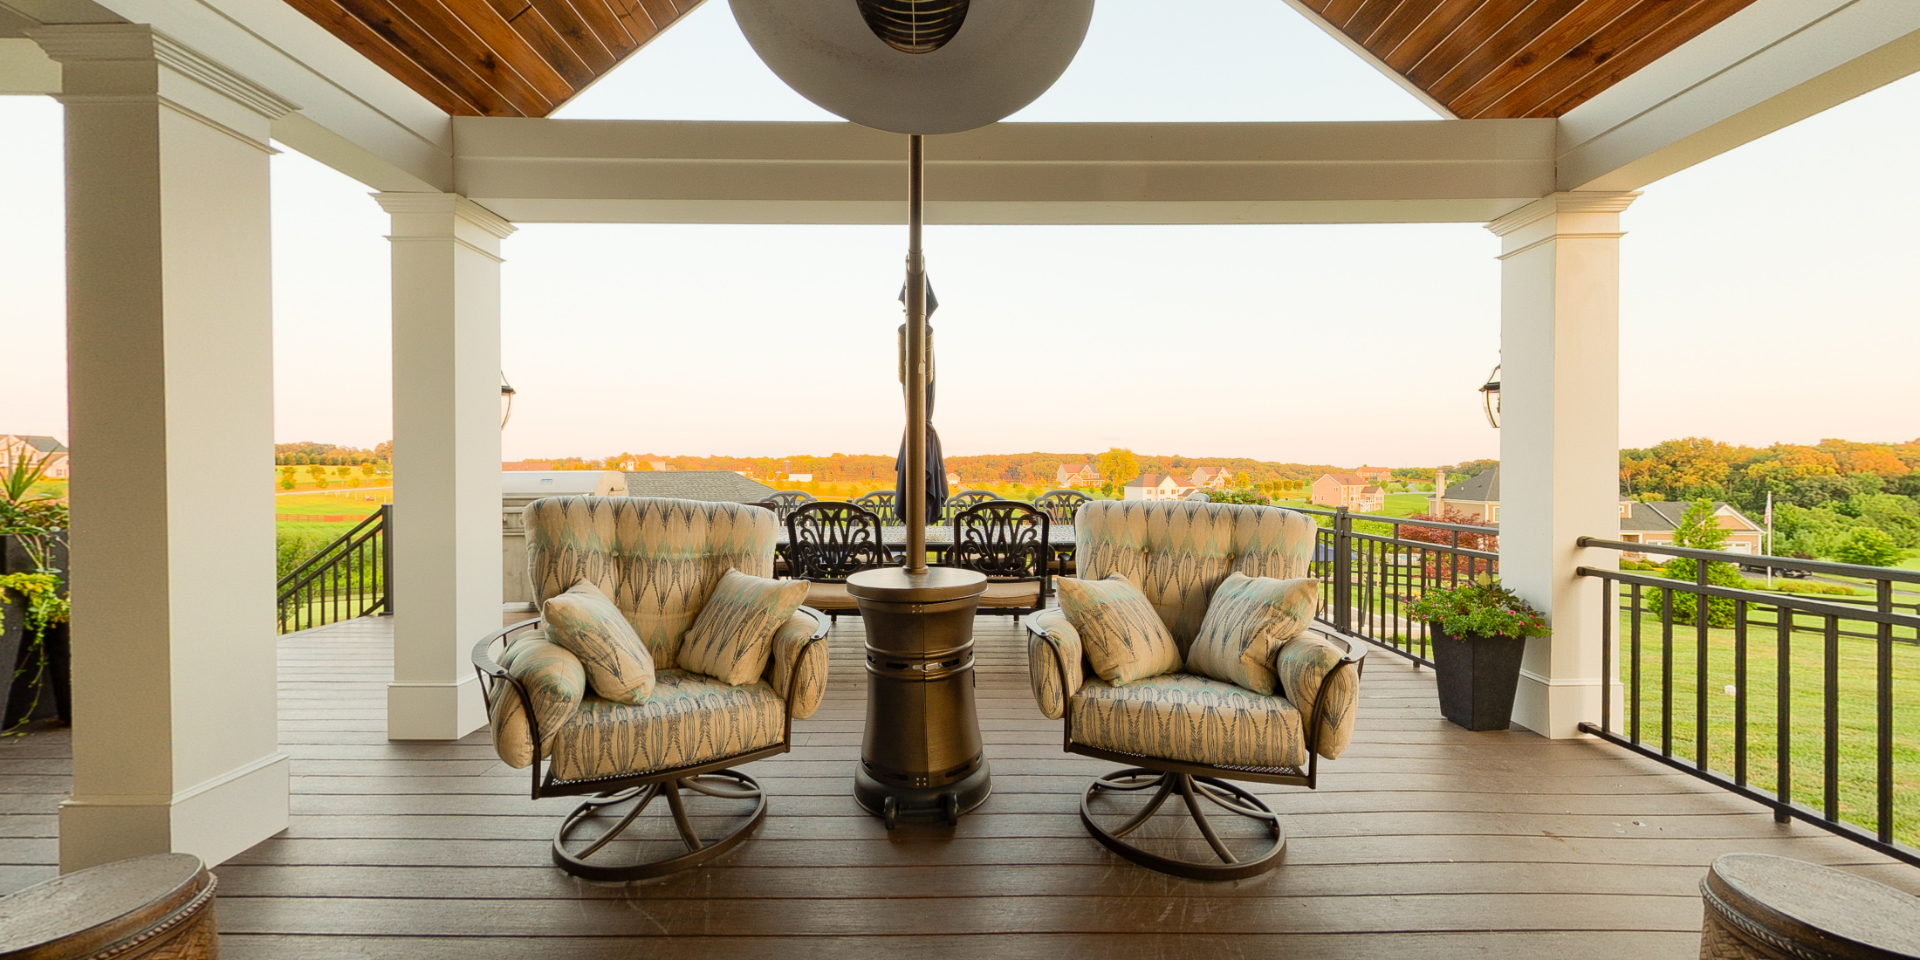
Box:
(1295, 0), (1760, 118)
(282, 0), (705, 117)
(284, 0), (1758, 120)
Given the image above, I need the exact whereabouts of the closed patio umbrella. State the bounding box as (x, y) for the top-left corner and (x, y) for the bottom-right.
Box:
(893, 280), (947, 525)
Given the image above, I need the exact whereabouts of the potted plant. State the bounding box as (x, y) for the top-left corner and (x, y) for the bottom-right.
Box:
(1409, 576), (1548, 731)
(0, 448), (70, 731)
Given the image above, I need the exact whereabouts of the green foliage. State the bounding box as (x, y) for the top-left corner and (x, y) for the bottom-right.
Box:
(1095, 448), (1139, 488)
(1409, 577), (1548, 640)
(1762, 580), (1861, 597)
(1835, 528), (1903, 567)
(277, 529), (332, 580)
(278, 473), (297, 491)
(1648, 500), (1746, 627)
(1200, 488), (1270, 505)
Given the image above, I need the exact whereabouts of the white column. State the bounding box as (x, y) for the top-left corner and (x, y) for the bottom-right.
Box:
(378, 193), (512, 740)
(1488, 191), (1637, 739)
(34, 24), (297, 871)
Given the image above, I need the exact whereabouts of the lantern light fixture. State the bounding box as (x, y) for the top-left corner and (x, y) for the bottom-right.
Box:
(501, 371), (517, 430)
(1479, 363), (1501, 430)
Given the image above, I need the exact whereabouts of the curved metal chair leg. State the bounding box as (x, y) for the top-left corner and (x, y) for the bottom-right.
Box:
(552, 769), (767, 882)
(1080, 768), (1286, 881)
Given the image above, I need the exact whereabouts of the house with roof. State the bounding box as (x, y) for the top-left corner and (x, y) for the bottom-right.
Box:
(1189, 466), (1232, 490)
(1433, 467), (1764, 555)
(625, 471), (779, 504)
(1123, 473), (1192, 502)
(1311, 473), (1385, 512)
(1431, 468), (1502, 522)
(0, 435), (68, 479)
(1355, 465), (1392, 483)
(1055, 463), (1101, 489)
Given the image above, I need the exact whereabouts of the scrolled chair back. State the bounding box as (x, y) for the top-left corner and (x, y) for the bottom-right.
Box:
(1033, 489), (1090, 525)
(941, 489), (996, 522)
(757, 490), (816, 522)
(1074, 499), (1318, 655)
(786, 501), (888, 582)
(949, 500), (1051, 581)
(852, 489), (896, 515)
(522, 496), (777, 665)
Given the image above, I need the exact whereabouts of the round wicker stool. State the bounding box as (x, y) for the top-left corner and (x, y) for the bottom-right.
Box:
(1701, 854), (1920, 960)
(0, 853), (217, 959)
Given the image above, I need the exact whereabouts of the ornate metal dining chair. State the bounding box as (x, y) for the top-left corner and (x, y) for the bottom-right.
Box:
(1025, 499), (1365, 881)
(945, 499), (1052, 618)
(472, 496), (831, 881)
(940, 489), (996, 522)
(1032, 489), (1090, 576)
(852, 489), (897, 515)
(758, 490), (816, 522)
(785, 500), (890, 624)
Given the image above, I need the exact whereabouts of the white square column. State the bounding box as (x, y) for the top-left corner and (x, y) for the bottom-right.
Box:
(1488, 192), (1637, 739)
(378, 193), (513, 740)
(35, 24), (296, 871)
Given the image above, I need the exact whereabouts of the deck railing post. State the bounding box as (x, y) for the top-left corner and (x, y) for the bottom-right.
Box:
(380, 504), (395, 615)
(1333, 507), (1353, 633)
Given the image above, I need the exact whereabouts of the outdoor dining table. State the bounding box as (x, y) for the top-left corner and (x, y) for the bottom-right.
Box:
(775, 524), (1076, 561)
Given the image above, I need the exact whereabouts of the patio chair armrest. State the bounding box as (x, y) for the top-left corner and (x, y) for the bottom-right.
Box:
(471, 618), (585, 772)
(768, 606), (832, 720)
(1273, 628), (1367, 761)
(1025, 608), (1085, 721)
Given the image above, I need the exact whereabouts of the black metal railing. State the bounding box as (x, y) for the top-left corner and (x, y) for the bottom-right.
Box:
(1294, 506), (1499, 666)
(1575, 539), (1920, 865)
(276, 505), (393, 634)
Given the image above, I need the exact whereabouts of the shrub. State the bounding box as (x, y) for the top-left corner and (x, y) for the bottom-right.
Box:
(1648, 557), (1746, 627)
(1409, 577), (1548, 640)
(277, 530), (330, 580)
(1202, 488), (1270, 505)
(1835, 527), (1903, 567)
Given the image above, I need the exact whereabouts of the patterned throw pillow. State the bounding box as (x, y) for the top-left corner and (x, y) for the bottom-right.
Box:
(544, 579), (656, 704)
(1056, 574), (1182, 685)
(489, 636), (587, 768)
(678, 569), (810, 686)
(1186, 573), (1319, 696)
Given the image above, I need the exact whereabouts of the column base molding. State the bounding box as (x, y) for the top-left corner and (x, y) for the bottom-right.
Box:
(388, 675), (487, 741)
(59, 752), (289, 873)
(1512, 670), (1626, 739)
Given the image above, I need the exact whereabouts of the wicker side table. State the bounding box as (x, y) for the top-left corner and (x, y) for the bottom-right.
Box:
(1701, 853), (1920, 960)
(0, 853), (217, 960)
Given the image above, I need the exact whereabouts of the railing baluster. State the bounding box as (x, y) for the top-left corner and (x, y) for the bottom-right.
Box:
(1661, 585), (1674, 758)
(1777, 607), (1792, 823)
(1877, 580), (1894, 844)
(1695, 559), (1710, 771)
(1600, 574), (1613, 735)
(1734, 599), (1747, 787)
(1824, 614), (1839, 824)
(1630, 583), (1642, 745)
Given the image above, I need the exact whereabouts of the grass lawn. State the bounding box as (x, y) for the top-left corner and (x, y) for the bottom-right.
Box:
(1273, 492), (1435, 521)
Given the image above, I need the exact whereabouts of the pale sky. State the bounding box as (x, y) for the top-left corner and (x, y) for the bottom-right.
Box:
(2, 0), (1916, 466)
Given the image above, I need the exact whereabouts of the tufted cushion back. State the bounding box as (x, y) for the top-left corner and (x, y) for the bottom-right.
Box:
(1075, 500), (1319, 655)
(524, 497), (778, 665)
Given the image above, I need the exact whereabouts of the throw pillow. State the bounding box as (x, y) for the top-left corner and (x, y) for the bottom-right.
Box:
(544, 579), (655, 704)
(1186, 573), (1319, 695)
(1055, 574), (1182, 685)
(489, 636), (587, 768)
(678, 569), (810, 685)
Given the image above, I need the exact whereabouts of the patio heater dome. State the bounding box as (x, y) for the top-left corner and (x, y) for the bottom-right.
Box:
(730, 0), (1094, 134)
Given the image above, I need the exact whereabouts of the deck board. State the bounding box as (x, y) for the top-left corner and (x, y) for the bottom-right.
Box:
(3, 612), (1915, 958)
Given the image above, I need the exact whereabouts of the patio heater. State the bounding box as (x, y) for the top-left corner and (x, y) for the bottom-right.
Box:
(733, 0), (1093, 827)
(1479, 363), (1501, 429)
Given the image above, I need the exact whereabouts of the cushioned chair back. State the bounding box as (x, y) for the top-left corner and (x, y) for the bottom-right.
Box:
(1076, 500), (1319, 654)
(524, 496), (777, 664)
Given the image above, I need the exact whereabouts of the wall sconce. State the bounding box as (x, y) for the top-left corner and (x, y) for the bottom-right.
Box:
(1479, 363), (1501, 429)
(501, 372), (517, 430)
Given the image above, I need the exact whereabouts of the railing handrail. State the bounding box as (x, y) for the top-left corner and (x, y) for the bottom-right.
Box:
(1289, 504), (1501, 537)
(277, 508), (388, 598)
(1579, 566), (1920, 629)
(275, 505), (391, 633)
(1579, 535), (1920, 585)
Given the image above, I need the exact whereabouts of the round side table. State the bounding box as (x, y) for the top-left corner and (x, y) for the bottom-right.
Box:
(0, 853), (217, 959)
(1701, 853), (1920, 959)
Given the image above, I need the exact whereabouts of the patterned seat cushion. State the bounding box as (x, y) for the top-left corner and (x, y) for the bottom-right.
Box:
(678, 570), (809, 685)
(488, 634), (587, 768)
(1057, 574), (1182, 685)
(543, 580), (655, 704)
(547, 669), (786, 782)
(1186, 573), (1320, 696)
(1276, 633), (1361, 760)
(1071, 672), (1307, 770)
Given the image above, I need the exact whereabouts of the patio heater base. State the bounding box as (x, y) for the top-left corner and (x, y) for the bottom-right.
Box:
(848, 566), (992, 829)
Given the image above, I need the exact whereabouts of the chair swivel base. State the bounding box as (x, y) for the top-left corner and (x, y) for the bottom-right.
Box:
(553, 769), (766, 882)
(1080, 768), (1286, 881)
(854, 762), (992, 830)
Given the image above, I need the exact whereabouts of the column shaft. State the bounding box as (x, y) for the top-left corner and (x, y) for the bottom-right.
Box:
(379, 193), (512, 740)
(36, 23), (297, 871)
(1489, 191), (1637, 739)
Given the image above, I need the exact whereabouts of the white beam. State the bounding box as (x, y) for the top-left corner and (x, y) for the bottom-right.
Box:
(0, 37), (59, 92)
(453, 117), (1558, 225)
(1557, 0), (1920, 192)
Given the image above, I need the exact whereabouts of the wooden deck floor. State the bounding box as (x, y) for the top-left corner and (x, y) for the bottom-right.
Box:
(4, 613), (1917, 958)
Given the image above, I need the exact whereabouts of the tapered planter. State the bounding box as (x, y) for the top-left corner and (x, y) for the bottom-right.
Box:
(0, 593), (22, 728)
(1429, 625), (1527, 731)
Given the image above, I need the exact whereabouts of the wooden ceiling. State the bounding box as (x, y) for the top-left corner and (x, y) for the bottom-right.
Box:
(286, 0), (1757, 120)
(283, 0), (704, 117)
(1297, 0), (1760, 118)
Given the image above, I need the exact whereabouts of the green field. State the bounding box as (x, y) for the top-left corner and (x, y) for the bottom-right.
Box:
(1273, 491), (1436, 520)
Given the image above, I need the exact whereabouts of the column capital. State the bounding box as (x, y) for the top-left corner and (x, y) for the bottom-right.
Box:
(1488, 191), (1640, 258)
(31, 24), (297, 150)
(375, 193), (517, 260)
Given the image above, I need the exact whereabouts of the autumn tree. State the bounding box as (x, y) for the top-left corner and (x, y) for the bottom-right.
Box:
(1095, 448), (1139, 487)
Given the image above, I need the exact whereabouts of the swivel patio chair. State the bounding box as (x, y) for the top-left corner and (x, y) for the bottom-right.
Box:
(785, 500), (890, 624)
(473, 496), (830, 882)
(1025, 499), (1365, 881)
(944, 499), (1052, 618)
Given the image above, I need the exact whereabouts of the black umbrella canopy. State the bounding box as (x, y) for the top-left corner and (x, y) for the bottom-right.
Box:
(894, 279), (947, 524)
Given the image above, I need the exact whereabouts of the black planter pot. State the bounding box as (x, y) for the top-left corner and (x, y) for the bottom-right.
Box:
(1429, 624), (1528, 731)
(0, 594), (22, 727)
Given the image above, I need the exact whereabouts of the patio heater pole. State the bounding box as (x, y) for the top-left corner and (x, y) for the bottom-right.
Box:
(903, 134), (929, 573)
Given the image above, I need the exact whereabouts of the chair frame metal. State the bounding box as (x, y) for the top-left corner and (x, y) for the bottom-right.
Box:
(944, 499), (1052, 618)
(939, 489), (997, 523)
(785, 501), (889, 622)
(1028, 620), (1367, 881)
(1030, 489), (1090, 576)
(756, 490), (817, 523)
(473, 606), (830, 882)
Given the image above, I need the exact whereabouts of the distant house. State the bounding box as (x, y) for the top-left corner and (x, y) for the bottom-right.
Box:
(1056, 463), (1101, 489)
(1355, 465), (1393, 483)
(625, 471), (779, 504)
(1430, 466), (1764, 555)
(1189, 467), (1232, 490)
(946, 472), (962, 486)
(1124, 473), (1192, 501)
(1431, 468), (1501, 522)
(647, 460), (672, 472)
(787, 474), (813, 483)
(0, 435), (68, 479)
(1311, 473), (1385, 512)
(502, 460), (555, 472)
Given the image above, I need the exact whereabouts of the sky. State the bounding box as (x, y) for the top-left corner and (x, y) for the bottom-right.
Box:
(1, 0), (1916, 467)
